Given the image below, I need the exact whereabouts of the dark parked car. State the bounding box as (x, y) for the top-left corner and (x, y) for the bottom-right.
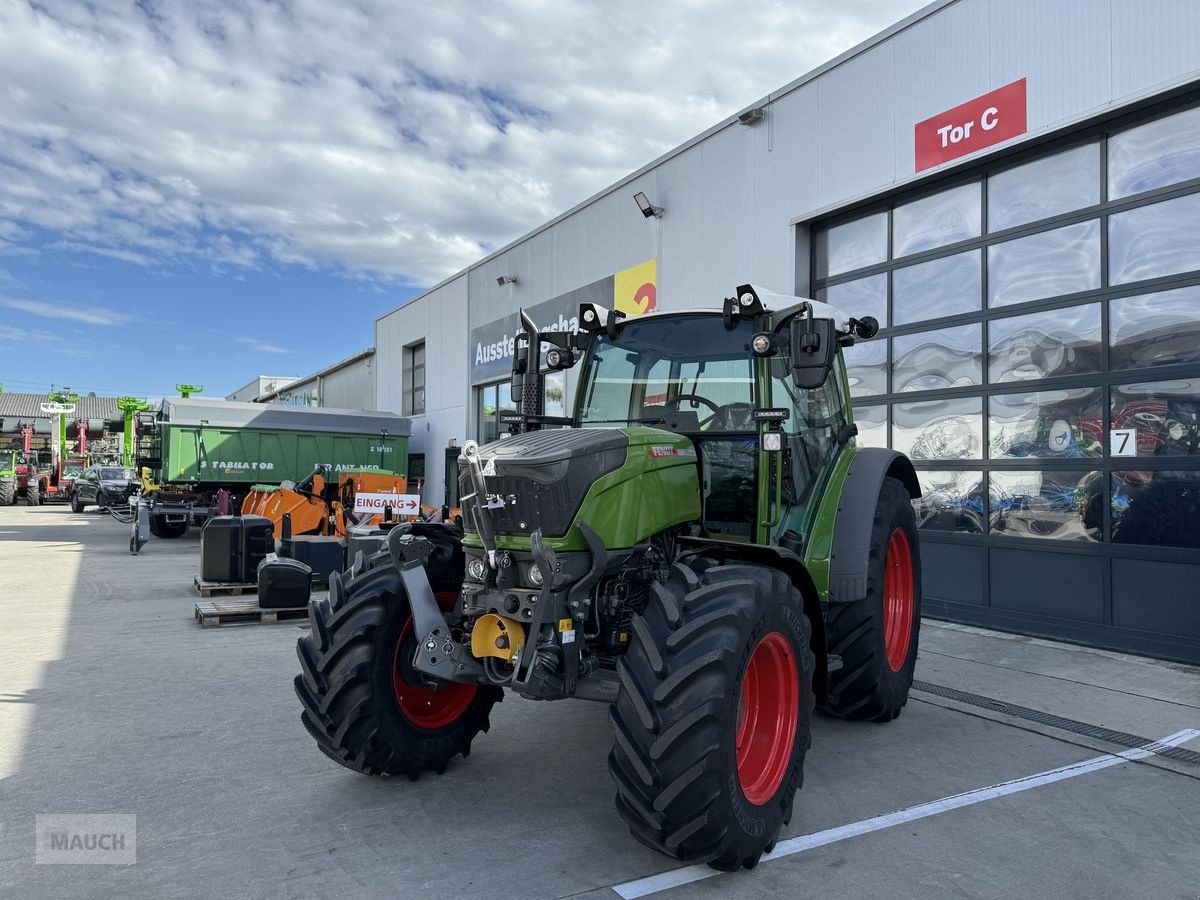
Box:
(71, 466), (136, 512)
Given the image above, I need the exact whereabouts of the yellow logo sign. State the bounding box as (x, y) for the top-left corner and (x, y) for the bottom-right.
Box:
(613, 258), (657, 317)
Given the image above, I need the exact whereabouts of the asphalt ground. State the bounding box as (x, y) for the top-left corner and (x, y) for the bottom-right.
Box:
(1, 503), (1198, 899)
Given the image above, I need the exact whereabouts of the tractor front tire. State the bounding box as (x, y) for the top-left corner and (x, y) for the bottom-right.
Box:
(822, 476), (921, 722)
(610, 560), (815, 871)
(0, 479), (14, 506)
(148, 515), (188, 538)
(295, 535), (501, 778)
(25, 479), (40, 507)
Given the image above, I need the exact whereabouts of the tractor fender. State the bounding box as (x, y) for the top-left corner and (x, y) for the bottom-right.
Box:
(676, 535), (829, 701)
(828, 448), (920, 604)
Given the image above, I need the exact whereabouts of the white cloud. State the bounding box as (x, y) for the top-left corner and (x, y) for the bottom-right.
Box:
(0, 0), (919, 284)
(0, 295), (135, 326)
(235, 337), (291, 354)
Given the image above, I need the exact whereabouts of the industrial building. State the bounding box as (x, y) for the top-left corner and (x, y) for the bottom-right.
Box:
(366, 0), (1200, 662)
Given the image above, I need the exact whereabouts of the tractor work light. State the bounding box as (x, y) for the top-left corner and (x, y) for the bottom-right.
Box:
(761, 431), (783, 452)
(578, 302), (623, 334)
(546, 347), (577, 370)
(851, 316), (880, 339)
(751, 333), (774, 356)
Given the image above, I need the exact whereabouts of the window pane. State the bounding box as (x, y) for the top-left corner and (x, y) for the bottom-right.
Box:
(820, 273), (887, 326)
(853, 403), (888, 448)
(1110, 286), (1200, 370)
(892, 182), (981, 257)
(544, 371), (566, 418)
(914, 470), (985, 534)
(988, 303), (1101, 383)
(892, 250), (981, 325)
(843, 338), (887, 398)
(893, 324), (982, 393)
(1109, 105), (1200, 199)
(989, 388), (1103, 459)
(1112, 470), (1200, 549)
(816, 212), (887, 278)
(893, 396), (982, 460)
(987, 143), (1100, 232)
(987, 220), (1100, 307)
(1109, 192), (1200, 285)
(990, 470), (1103, 542)
(1111, 379), (1200, 457)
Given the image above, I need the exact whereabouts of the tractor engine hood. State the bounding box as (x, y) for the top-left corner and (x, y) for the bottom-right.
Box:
(459, 428), (629, 539)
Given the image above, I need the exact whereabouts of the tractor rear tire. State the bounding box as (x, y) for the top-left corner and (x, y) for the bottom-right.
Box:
(149, 515), (188, 538)
(0, 479), (14, 506)
(822, 476), (921, 722)
(25, 479), (40, 507)
(610, 560), (815, 871)
(294, 532), (500, 778)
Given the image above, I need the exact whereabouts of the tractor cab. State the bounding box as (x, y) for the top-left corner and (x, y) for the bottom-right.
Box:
(571, 295), (865, 547)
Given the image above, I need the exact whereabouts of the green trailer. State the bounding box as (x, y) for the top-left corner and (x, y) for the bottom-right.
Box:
(130, 398), (410, 552)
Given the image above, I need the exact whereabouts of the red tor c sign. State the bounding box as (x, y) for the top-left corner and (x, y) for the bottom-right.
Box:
(915, 79), (1027, 172)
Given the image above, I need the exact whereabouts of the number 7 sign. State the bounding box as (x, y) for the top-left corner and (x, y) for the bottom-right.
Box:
(1110, 428), (1138, 457)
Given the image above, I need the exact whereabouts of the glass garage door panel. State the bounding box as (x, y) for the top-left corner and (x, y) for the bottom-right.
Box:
(914, 470), (985, 534)
(892, 181), (981, 258)
(989, 388), (1103, 459)
(988, 304), (1102, 384)
(816, 212), (887, 278)
(893, 397), (982, 461)
(1112, 471), (1200, 549)
(987, 220), (1100, 308)
(1108, 105), (1200, 199)
(843, 338), (887, 398)
(852, 403), (888, 448)
(1109, 192), (1200, 286)
(893, 323), (982, 393)
(820, 273), (887, 327)
(1110, 379), (1200, 457)
(990, 470), (1103, 542)
(987, 143), (1100, 233)
(1109, 286), (1200, 371)
(892, 250), (981, 326)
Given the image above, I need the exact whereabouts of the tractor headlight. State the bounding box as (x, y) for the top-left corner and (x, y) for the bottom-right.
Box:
(467, 558), (488, 581)
(527, 563), (544, 587)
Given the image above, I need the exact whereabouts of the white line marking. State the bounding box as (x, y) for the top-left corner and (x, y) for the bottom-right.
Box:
(612, 728), (1200, 899)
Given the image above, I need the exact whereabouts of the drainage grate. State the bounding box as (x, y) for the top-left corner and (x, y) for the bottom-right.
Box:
(912, 680), (1200, 767)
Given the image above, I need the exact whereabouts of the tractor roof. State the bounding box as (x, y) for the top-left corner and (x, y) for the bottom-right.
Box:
(634, 284), (850, 332)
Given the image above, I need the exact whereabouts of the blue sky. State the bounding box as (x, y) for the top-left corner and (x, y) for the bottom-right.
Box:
(0, 0), (914, 400)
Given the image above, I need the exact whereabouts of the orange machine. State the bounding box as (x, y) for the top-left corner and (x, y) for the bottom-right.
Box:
(241, 468), (413, 538)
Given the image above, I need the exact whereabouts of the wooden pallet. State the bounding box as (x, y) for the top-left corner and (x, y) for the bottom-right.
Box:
(194, 598), (309, 627)
(193, 575), (258, 597)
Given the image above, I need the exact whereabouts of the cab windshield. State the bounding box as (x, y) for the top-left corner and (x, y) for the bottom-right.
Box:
(577, 314), (757, 433)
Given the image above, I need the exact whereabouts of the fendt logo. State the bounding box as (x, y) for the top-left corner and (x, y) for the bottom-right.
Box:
(915, 78), (1027, 172)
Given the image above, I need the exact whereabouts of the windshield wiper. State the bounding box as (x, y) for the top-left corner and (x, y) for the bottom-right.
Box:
(582, 416), (667, 425)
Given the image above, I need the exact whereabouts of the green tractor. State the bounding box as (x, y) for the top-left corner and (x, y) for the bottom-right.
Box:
(295, 285), (922, 870)
(0, 448), (44, 506)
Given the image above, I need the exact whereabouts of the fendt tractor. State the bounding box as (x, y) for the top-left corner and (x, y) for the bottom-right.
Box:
(295, 285), (922, 870)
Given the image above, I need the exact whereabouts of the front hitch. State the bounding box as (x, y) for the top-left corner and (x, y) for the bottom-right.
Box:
(387, 528), (486, 684)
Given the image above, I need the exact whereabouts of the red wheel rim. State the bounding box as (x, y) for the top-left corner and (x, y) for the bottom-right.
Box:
(735, 631), (800, 806)
(392, 591), (478, 729)
(883, 528), (915, 672)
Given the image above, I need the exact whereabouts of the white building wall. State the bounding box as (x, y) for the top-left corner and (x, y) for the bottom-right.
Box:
(371, 0), (1200, 506)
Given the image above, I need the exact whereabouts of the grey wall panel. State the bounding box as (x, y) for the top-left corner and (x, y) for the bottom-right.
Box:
(988, 0), (1112, 131)
(989, 546), (1104, 622)
(1111, 0), (1200, 98)
(319, 358), (373, 410)
(816, 41), (895, 208)
(1111, 557), (1200, 638)
(891, 0), (990, 177)
(921, 540), (986, 605)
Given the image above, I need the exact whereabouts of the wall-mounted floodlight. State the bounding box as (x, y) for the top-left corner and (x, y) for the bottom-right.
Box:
(496, 274), (518, 286)
(633, 192), (663, 219)
(738, 107), (765, 126)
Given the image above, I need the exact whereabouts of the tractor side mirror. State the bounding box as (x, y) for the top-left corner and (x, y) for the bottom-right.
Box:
(790, 314), (837, 390)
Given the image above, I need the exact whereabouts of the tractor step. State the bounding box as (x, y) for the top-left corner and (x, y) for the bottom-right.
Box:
(192, 575), (257, 597)
(193, 598), (309, 628)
